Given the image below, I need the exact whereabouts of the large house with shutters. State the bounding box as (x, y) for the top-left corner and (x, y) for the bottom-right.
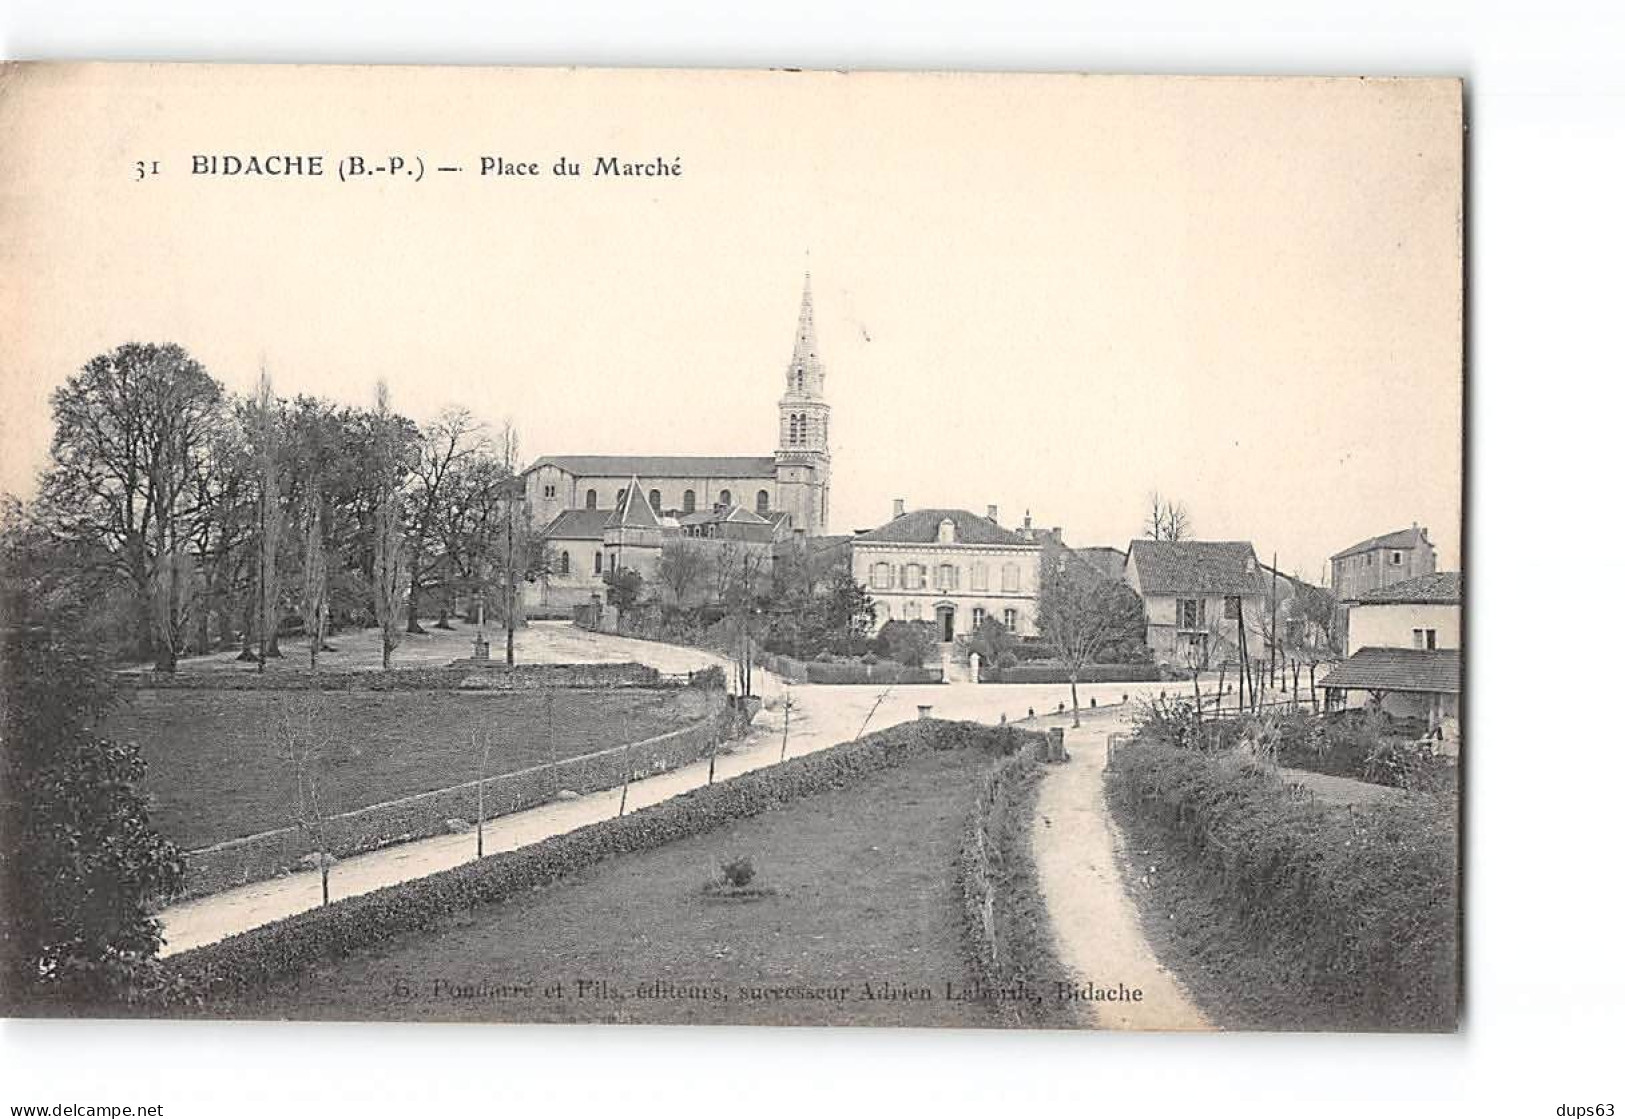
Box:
(851, 502), (1043, 641)
(519, 275), (833, 611)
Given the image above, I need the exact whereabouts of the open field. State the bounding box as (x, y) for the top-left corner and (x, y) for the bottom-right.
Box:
(109, 687), (713, 850)
(218, 748), (1003, 1027)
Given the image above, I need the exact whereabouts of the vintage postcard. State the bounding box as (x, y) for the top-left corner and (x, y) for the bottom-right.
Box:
(0, 64), (1462, 1031)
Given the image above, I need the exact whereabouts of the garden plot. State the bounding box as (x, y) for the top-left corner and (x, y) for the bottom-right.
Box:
(110, 687), (712, 850)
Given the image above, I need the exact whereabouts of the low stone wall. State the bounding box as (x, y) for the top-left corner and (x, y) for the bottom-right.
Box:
(119, 662), (662, 692)
(978, 662), (1158, 685)
(754, 650), (944, 685)
(175, 708), (735, 901)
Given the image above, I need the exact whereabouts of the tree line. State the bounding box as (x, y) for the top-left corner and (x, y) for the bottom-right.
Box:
(13, 342), (542, 673)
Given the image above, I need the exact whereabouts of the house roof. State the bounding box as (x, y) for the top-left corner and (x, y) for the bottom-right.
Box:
(1318, 647), (1461, 695)
(524, 454), (777, 480)
(604, 477), (661, 530)
(539, 509), (611, 540)
(1126, 540), (1266, 596)
(1332, 526), (1431, 561)
(1072, 545), (1128, 582)
(853, 508), (1034, 547)
(1356, 571), (1462, 605)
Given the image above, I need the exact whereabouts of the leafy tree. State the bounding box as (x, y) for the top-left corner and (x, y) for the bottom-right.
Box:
(1038, 551), (1148, 725)
(38, 343), (226, 671)
(0, 513), (183, 1005)
(402, 407), (489, 634)
(604, 567), (644, 611)
(967, 616), (1017, 667)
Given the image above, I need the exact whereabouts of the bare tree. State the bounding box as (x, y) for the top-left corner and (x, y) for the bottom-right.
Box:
(1037, 551), (1148, 726)
(255, 368), (283, 670)
(498, 422), (524, 667)
(656, 538), (712, 607)
(472, 724), (494, 859)
(371, 384), (407, 669)
(300, 489), (328, 669)
(714, 541), (770, 698)
(403, 407), (488, 634)
(1143, 491), (1192, 542)
(277, 702), (335, 906)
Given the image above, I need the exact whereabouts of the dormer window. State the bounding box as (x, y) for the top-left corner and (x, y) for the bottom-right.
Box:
(937, 518), (956, 544)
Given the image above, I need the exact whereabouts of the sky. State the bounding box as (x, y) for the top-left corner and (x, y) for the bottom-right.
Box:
(0, 65), (1462, 579)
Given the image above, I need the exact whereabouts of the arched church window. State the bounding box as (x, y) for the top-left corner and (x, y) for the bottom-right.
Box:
(756, 489), (770, 514)
(559, 551), (570, 575)
(585, 489), (597, 510)
(719, 489), (732, 507)
(683, 490), (696, 513)
(649, 489), (661, 511)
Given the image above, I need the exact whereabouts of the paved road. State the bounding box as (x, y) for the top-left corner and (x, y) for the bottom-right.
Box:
(1031, 715), (1212, 1031)
(156, 625), (1177, 955)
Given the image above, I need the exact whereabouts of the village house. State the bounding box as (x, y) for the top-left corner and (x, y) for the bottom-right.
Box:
(1124, 539), (1269, 669)
(1319, 571), (1461, 733)
(851, 501), (1043, 641)
(1329, 523), (1438, 640)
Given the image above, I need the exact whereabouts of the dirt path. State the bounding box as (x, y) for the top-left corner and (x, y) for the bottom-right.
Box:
(1030, 715), (1212, 1031)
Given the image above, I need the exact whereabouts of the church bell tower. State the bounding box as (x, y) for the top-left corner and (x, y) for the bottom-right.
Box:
(774, 273), (832, 535)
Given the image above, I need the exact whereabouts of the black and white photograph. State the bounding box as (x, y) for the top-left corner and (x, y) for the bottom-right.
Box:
(1, 29), (1618, 1115)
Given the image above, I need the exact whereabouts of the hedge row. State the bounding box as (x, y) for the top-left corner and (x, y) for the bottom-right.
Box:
(176, 711), (731, 900)
(956, 740), (1076, 1028)
(162, 718), (1045, 1003)
(119, 662), (662, 692)
(753, 650), (943, 686)
(978, 662), (1158, 685)
(1106, 740), (1458, 1031)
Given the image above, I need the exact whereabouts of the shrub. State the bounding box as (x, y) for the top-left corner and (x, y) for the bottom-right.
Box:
(689, 665), (726, 692)
(995, 649), (1018, 669)
(1107, 740), (1457, 1030)
(875, 620), (936, 669)
(860, 652), (880, 666)
(719, 855), (755, 888)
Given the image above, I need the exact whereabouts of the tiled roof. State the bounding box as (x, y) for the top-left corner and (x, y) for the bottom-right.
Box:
(1332, 526), (1430, 561)
(1356, 571), (1462, 605)
(1319, 647), (1460, 695)
(1126, 540), (1266, 596)
(539, 509), (611, 540)
(854, 509), (1033, 547)
(1072, 546), (1127, 582)
(524, 454), (777, 479)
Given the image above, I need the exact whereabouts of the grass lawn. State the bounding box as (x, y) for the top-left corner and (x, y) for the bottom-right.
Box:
(220, 748), (1002, 1028)
(108, 687), (712, 851)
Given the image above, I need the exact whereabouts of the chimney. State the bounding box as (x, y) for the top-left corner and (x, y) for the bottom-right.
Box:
(1023, 510), (1032, 532)
(986, 504), (998, 523)
(1051, 526), (1063, 542)
(893, 498), (905, 519)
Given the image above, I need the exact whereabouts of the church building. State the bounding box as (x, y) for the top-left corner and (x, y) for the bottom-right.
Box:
(521, 275), (833, 610)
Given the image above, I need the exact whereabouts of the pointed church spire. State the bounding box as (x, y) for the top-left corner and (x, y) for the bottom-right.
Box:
(786, 272), (823, 398)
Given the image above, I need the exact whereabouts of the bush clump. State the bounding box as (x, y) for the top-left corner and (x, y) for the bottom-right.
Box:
(718, 855), (755, 888)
